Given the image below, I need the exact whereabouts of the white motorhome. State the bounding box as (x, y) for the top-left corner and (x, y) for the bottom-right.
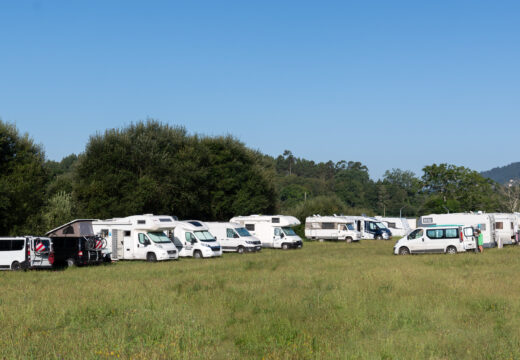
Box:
(304, 215), (361, 242)
(172, 220), (222, 258)
(92, 214), (179, 262)
(229, 215), (303, 249)
(374, 216), (416, 237)
(418, 212), (518, 248)
(205, 222), (262, 253)
(341, 216), (393, 240)
(394, 225), (476, 255)
(0, 236), (54, 270)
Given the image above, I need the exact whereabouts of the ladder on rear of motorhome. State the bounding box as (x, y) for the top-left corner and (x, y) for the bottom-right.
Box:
(401, 218), (412, 235)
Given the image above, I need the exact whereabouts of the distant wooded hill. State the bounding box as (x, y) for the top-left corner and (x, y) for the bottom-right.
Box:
(481, 162), (520, 184)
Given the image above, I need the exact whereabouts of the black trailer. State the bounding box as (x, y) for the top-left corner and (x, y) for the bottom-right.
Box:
(45, 220), (105, 267)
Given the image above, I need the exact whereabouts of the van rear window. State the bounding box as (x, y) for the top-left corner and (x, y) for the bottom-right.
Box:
(426, 228), (459, 240)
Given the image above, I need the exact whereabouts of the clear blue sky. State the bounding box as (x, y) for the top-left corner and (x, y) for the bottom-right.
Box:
(1, 0), (519, 179)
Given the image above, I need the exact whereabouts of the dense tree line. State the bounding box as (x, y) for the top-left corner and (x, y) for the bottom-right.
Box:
(0, 119), (517, 235)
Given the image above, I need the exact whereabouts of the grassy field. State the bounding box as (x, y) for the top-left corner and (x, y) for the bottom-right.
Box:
(2, 240), (520, 359)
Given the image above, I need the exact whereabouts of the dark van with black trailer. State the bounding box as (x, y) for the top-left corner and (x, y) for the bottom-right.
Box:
(45, 220), (105, 267)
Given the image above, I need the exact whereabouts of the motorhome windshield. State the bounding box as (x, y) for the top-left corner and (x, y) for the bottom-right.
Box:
(235, 227), (251, 237)
(376, 222), (387, 229)
(346, 224), (354, 231)
(194, 231), (215, 242)
(282, 227), (297, 236)
(148, 232), (172, 244)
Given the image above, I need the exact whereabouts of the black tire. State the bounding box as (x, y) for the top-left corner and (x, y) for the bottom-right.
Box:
(446, 246), (457, 255)
(66, 258), (75, 267)
(146, 253), (157, 262)
(11, 261), (21, 271)
(237, 246), (245, 254)
(375, 235), (383, 240)
(399, 247), (410, 255)
(345, 237), (353, 243)
(281, 243), (289, 250)
(193, 250), (203, 259)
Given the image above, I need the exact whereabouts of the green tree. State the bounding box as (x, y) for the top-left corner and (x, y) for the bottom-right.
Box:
(0, 120), (48, 235)
(420, 163), (501, 214)
(74, 120), (276, 220)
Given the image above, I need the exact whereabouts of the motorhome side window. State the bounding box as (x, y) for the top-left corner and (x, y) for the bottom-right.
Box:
(272, 218), (280, 223)
(138, 233), (147, 244)
(479, 224), (486, 231)
(387, 222), (396, 229)
(274, 228), (282, 236)
(496, 222), (503, 230)
(124, 231), (131, 236)
(185, 232), (196, 243)
(245, 224), (255, 231)
(321, 222), (335, 229)
(408, 229), (423, 239)
(226, 229), (235, 238)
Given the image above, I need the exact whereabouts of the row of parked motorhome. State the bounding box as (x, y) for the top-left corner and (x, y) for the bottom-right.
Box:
(3, 211), (520, 269)
(304, 215), (396, 241)
(0, 214), (304, 270)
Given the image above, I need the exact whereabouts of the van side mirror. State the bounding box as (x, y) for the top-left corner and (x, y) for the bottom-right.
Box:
(280, 233), (285, 238)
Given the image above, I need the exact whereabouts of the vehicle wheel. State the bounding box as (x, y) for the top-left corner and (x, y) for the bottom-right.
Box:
(375, 235), (383, 240)
(446, 246), (457, 255)
(146, 253), (157, 262)
(66, 258), (75, 267)
(281, 243), (289, 250)
(237, 246), (245, 254)
(345, 237), (353, 243)
(399, 247), (410, 255)
(11, 261), (21, 271)
(193, 250), (203, 259)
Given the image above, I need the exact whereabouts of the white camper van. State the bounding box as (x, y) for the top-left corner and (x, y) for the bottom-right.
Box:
(92, 214), (179, 262)
(205, 222), (262, 253)
(374, 216), (416, 237)
(418, 212), (517, 248)
(229, 215), (303, 249)
(0, 236), (54, 270)
(394, 225), (475, 255)
(172, 220), (222, 258)
(304, 215), (361, 242)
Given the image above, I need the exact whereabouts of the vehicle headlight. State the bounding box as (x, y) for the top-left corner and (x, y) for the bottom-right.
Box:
(201, 243), (211, 248)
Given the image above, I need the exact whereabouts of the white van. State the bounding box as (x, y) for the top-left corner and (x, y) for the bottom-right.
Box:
(0, 236), (54, 270)
(229, 215), (303, 249)
(304, 215), (361, 242)
(394, 225), (475, 255)
(418, 212), (517, 248)
(205, 222), (262, 253)
(92, 214), (179, 262)
(172, 220), (222, 258)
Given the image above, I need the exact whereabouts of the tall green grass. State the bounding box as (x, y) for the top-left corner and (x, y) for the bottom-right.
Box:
(1, 241), (520, 359)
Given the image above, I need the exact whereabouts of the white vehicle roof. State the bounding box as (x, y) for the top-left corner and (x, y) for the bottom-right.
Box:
(94, 214), (176, 231)
(305, 215), (355, 223)
(230, 215), (300, 227)
(205, 222), (245, 229)
(174, 220), (211, 231)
